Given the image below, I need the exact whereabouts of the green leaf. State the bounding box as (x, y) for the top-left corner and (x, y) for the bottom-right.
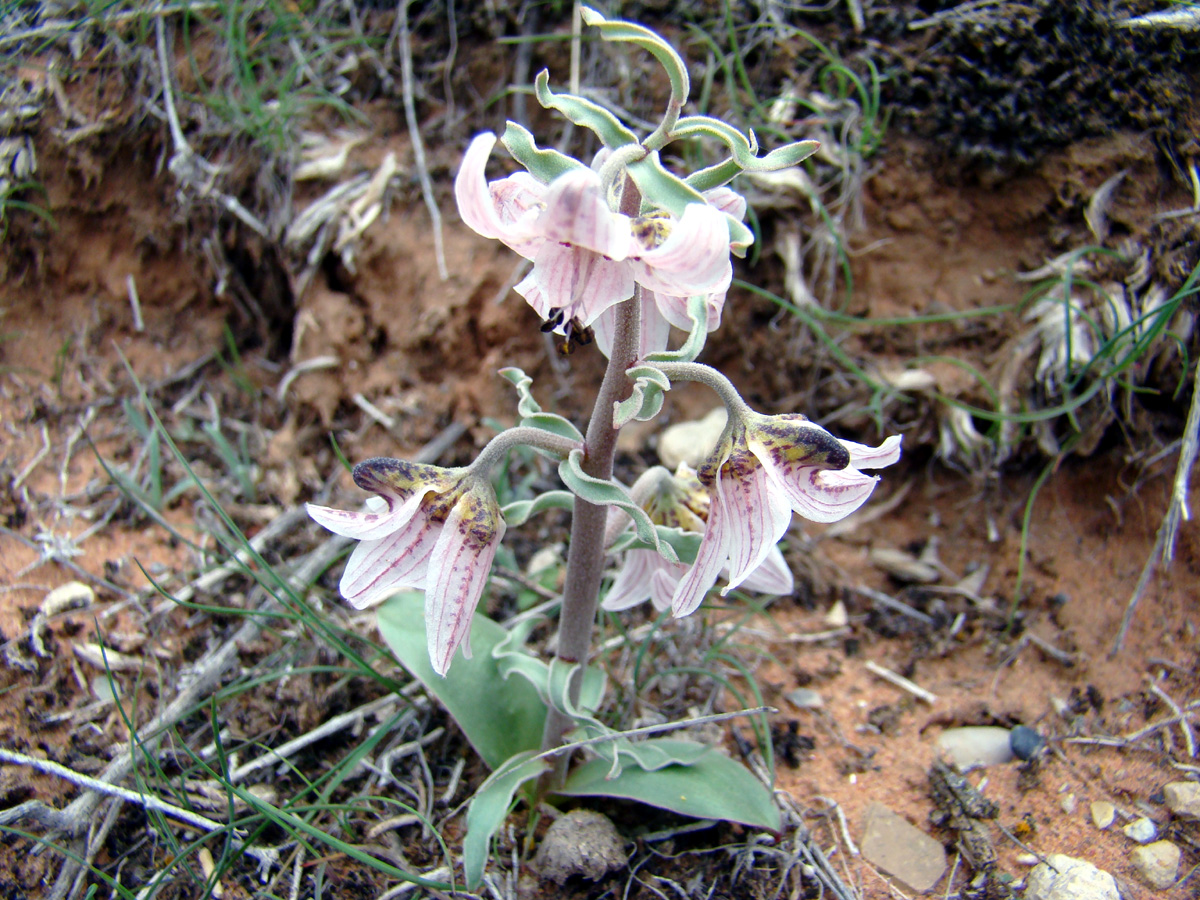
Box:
(534, 70), (640, 148)
(558, 738), (780, 831)
(610, 525), (701, 566)
(627, 152), (706, 218)
(499, 121), (586, 184)
(376, 593), (546, 769)
(499, 367), (584, 443)
(613, 365), (671, 428)
(493, 623), (607, 717)
(558, 450), (679, 564)
(464, 752), (549, 889)
(671, 116), (820, 173)
(501, 490), (575, 527)
(580, 7), (690, 127)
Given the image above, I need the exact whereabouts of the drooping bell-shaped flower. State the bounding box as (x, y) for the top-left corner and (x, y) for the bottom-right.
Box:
(602, 464), (794, 612)
(307, 458), (506, 676)
(672, 415), (902, 617)
(455, 133), (735, 344)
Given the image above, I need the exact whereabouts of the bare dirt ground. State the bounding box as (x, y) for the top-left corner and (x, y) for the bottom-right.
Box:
(1, 3), (1197, 898)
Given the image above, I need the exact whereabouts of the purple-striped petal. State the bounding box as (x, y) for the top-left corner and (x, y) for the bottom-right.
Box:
(633, 203), (731, 296)
(537, 168), (631, 259)
(306, 488), (425, 542)
(338, 508), (441, 608)
(719, 460), (794, 594)
(528, 242), (635, 326)
(602, 549), (660, 611)
(671, 483), (731, 617)
(841, 434), (903, 469)
(454, 133), (544, 258)
(424, 496), (505, 676)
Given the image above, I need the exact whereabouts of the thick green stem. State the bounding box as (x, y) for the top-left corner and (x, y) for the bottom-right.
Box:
(538, 293), (641, 788)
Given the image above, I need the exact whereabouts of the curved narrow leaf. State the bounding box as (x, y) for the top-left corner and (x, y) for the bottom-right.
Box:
(580, 7), (689, 113)
(464, 752), (549, 889)
(499, 367), (584, 443)
(559, 738), (780, 831)
(609, 525), (701, 566)
(499, 121), (586, 185)
(534, 70), (639, 148)
(558, 450), (679, 563)
(671, 116), (820, 173)
(613, 365), (671, 428)
(376, 593), (546, 769)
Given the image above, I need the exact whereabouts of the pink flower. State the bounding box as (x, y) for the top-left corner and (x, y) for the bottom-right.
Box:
(672, 416), (902, 617)
(455, 133), (734, 341)
(307, 458), (505, 676)
(601, 464), (794, 612)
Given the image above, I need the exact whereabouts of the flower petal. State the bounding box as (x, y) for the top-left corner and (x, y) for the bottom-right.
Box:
(530, 242), (635, 326)
(339, 508), (441, 608)
(594, 289), (671, 358)
(424, 498), (505, 676)
(649, 565), (684, 611)
(703, 186), (747, 221)
(671, 486), (731, 617)
(633, 203), (732, 296)
(720, 461), (794, 594)
(306, 488), (425, 542)
(537, 168), (630, 259)
(736, 543), (794, 595)
(651, 289), (726, 334)
(455, 133), (544, 258)
(762, 459), (882, 524)
(602, 549), (660, 611)
(841, 434), (903, 470)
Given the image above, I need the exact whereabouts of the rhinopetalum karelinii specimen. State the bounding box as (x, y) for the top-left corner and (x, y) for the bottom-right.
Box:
(308, 7), (901, 862)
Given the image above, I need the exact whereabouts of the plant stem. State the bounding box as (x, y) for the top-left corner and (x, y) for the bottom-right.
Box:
(538, 298), (641, 792)
(471, 426), (581, 474)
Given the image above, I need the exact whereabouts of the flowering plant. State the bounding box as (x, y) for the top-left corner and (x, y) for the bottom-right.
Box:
(309, 8), (900, 888)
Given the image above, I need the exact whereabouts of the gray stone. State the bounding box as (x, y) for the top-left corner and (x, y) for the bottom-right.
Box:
(1122, 816), (1156, 843)
(1025, 854), (1118, 900)
(1090, 801), (1115, 829)
(1130, 841), (1180, 889)
(534, 810), (626, 884)
(1163, 781), (1200, 818)
(860, 802), (947, 892)
(1059, 793), (1077, 815)
(937, 726), (1015, 770)
(785, 688), (824, 709)
(657, 408), (726, 469)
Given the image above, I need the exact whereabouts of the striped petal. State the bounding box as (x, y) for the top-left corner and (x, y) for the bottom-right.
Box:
(602, 549), (661, 611)
(306, 487), (426, 542)
(529, 242), (635, 327)
(633, 203), (731, 296)
(842, 434), (903, 469)
(719, 461), (793, 594)
(671, 483), (731, 617)
(537, 168), (631, 259)
(338, 507), (441, 608)
(454, 133), (544, 258)
(424, 497), (505, 676)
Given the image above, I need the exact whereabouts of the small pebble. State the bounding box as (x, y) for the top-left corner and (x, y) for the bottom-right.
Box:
(824, 599), (848, 627)
(937, 726), (1014, 770)
(1025, 854), (1118, 900)
(1009, 725), (1045, 760)
(786, 688), (824, 710)
(1015, 853), (1039, 866)
(1090, 801), (1116, 829)
(1122, 817), (1157, 844)
(1130, 840), (1180, 889)
(1163, 781), (1200, 818)
(1060, 793), (1077, 815)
